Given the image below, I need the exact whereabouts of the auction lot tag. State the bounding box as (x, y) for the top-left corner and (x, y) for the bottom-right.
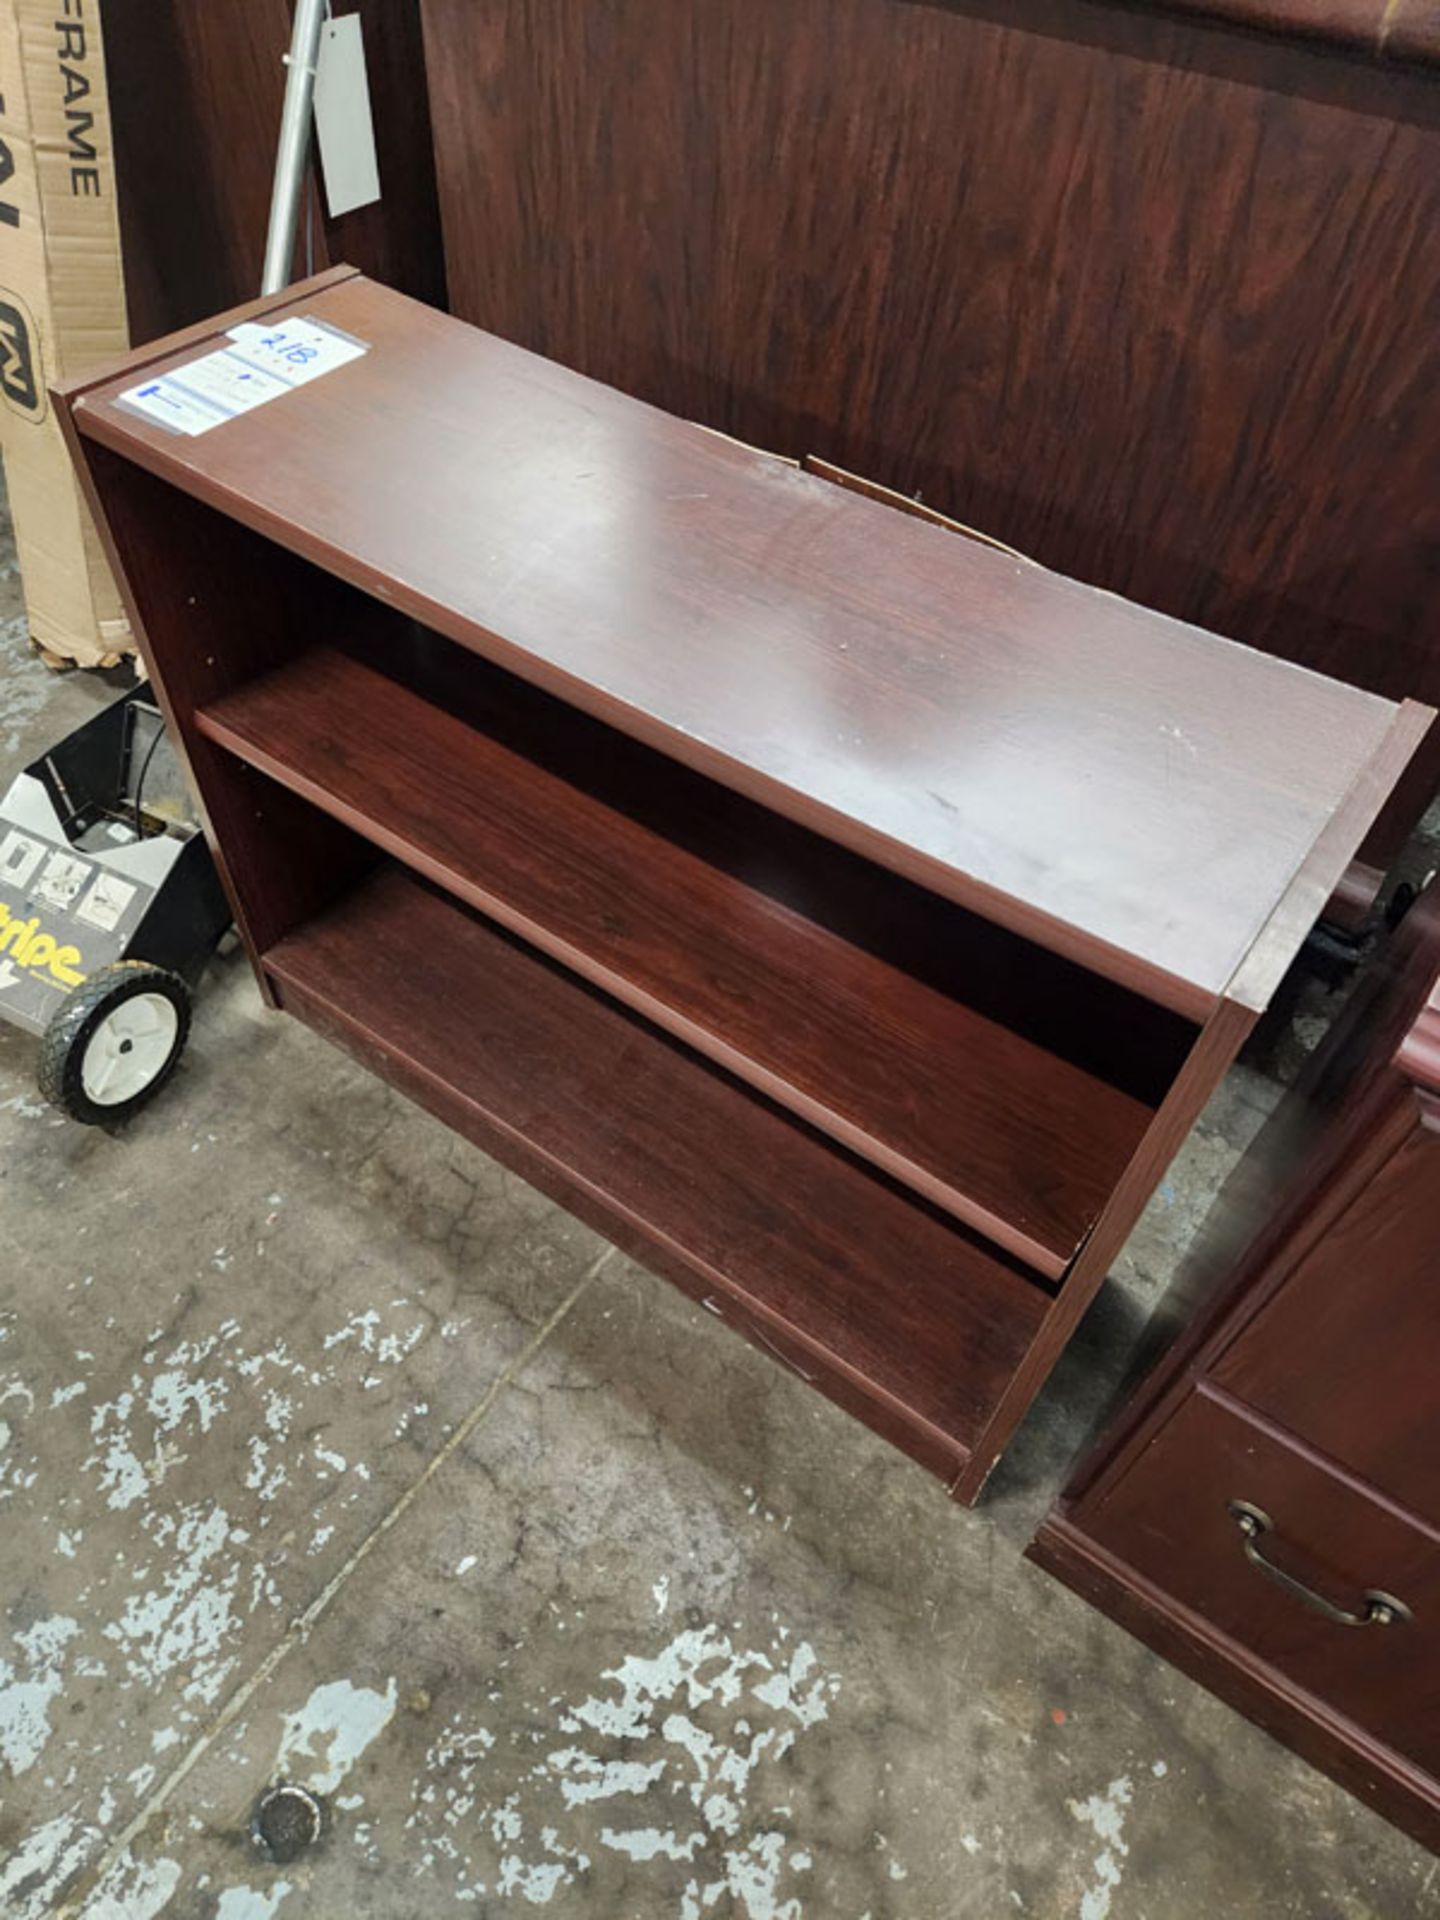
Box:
(313, 14), (381, 218)
(117, 318), (368, 437)
(228, 318), (368, 386)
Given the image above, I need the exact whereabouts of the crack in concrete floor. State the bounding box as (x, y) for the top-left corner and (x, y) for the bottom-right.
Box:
(50, 1252), (615, 1918)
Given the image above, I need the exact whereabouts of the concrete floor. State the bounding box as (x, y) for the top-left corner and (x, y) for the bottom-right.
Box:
(1, 512), (1437, 1920)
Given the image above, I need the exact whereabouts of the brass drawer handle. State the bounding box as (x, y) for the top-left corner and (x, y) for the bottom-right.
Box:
(1226, 1501), (1412, 1629)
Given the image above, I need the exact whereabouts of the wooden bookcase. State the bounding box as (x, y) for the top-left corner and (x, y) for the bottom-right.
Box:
(56, 268), (1432, 1503)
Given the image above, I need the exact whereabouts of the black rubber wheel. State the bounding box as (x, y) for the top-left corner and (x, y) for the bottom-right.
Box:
(38, 961), (192, 1125)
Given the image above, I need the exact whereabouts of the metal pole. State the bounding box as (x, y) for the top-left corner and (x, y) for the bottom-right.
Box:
(260, 0), (328, 295)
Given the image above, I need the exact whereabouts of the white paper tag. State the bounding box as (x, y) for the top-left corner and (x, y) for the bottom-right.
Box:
(163, 350), (290, 417)
(118, 373), (231, 437)
(118, 317), (368, 436)
(313, 14), (381, 218)
(227, 318), (368, 386)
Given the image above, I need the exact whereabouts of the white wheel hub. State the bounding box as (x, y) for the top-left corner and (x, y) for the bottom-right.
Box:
(81, 992), (180, 1106)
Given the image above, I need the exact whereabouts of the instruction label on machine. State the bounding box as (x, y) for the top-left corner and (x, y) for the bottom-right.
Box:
(117, 318), (368, 437)
(0, 825), (151, 1035)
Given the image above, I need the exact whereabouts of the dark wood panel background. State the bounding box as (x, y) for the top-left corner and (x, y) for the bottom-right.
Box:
(105, 0), (446, 343)
(421, 0), (1440, 865)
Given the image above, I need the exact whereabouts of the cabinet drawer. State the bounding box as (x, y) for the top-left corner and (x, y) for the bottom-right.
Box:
(1213, 1115), (1440, 1529)
(1088, 1388), (1440, 1775)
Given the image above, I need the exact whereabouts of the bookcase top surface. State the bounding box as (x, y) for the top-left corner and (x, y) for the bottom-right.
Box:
(69, 271), (1427, 1016)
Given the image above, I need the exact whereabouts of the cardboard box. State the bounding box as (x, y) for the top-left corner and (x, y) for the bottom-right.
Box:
(0, 0), (131, 667)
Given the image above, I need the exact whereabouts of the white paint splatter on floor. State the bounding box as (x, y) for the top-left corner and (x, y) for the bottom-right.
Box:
(0, 1089), (55, 1121)
(274, 1677), (399, 1794)
(0, 1811), (93, 1920)
(403, 1620), (842, 1915)
(213, 1880), (294, 1919)
(0, 1283), (451, 1914)
(0, 1614), (81, 1775)
(1068, 1774), (1134, 1920)
(104, 1504), (248, 1706)
(76, 1850), (182, 1920)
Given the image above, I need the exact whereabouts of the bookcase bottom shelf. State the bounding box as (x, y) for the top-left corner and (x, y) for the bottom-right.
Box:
(264, 864), (1051, 1486)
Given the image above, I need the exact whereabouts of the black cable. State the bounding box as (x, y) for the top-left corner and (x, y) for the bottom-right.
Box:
(131, 716), (167, 839)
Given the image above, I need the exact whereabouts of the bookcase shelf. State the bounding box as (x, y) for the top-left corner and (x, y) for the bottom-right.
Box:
(57, 267), (1430, 1501)
(199, 642), (1171, 1275)
(266, 862), (1049, 1479)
